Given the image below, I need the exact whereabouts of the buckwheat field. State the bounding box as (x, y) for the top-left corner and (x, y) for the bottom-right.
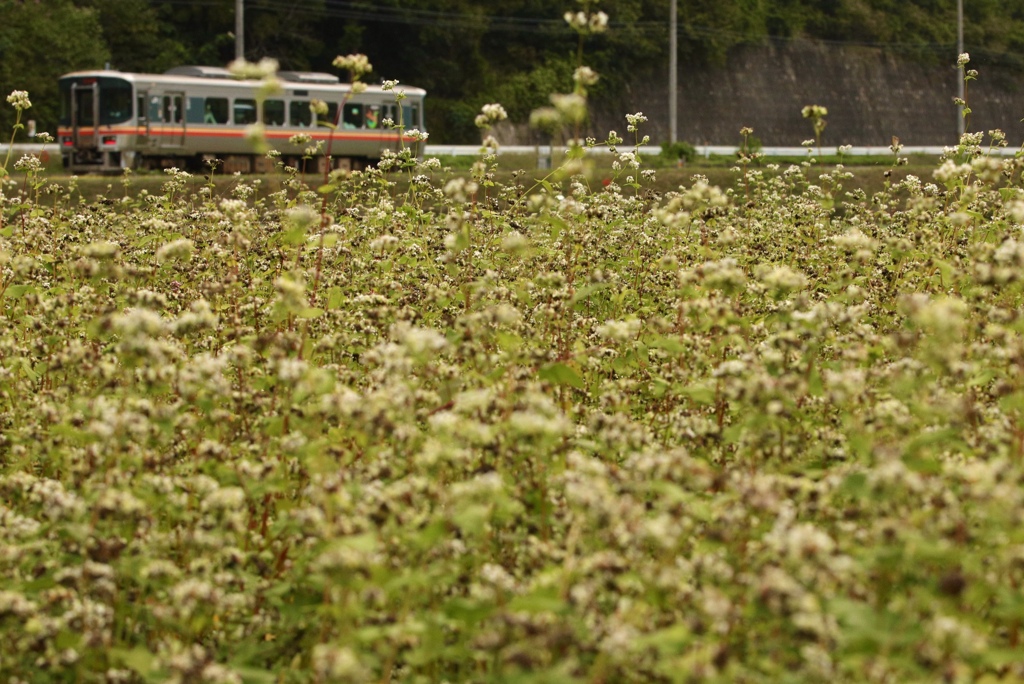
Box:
(2, 45), (1024, 683)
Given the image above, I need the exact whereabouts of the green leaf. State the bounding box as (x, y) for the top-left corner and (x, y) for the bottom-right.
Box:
(232, 666), (278, 684)
(807, 368), (824, 396)
(282, 224), (307, 246)
(646, 481), (690, 504)
(112, 647), (158, 677)
(543, 214), (569, 240)
(452, 503), (490, 536)
(647, 334), (685, 354)
(610, 354), (636, 374)
(297, 307), (324, 319)
(569, 282), (610, 307)
(904, 427), (959, 461)
(4, 356), (35, 380)
(4, 284), (35, 299)
(836, 472), (868, 498)
(634, 623), (692, 655)
(538, 362), (584, 389)
(327, 286), (344, 309)
(444, 597), (494, 624)
(565, 144), (586, 160)
(679, 383), (715, 405)
(496, 331), (523, 351)
(452, 227), (470, 251)
(508, 587), (566, 614)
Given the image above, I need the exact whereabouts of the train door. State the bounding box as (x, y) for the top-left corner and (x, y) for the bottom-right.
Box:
(402, 102), (423, 156)
(136, 91), (151, 143)
(383, 104), (401, 153)
(160, 92), (186, 149)
(70, 81), (99, 150)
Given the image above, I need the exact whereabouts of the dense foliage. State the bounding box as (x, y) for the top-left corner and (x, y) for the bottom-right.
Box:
(3, 0), (1024, 140)
(4, 59), (1024, 678)
(0, 0), (110, 141)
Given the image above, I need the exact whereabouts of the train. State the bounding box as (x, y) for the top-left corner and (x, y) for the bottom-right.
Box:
(56, 66), (426, 174)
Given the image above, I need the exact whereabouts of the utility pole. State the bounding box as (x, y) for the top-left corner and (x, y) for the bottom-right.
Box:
(669, 0), (677, 144)
(235, 0), (245, 60)
(956, 0), (964, 138)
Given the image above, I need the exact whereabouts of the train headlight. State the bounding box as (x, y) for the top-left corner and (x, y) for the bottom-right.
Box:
(102, 136), (117, 146)
(61, 137), (73, 147)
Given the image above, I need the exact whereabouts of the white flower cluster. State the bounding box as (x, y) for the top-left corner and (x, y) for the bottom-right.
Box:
(444, 177), (478, 203)
(573, 66), (600, 89)
(311, 644), (367, 680)
(757, 264), (808, 293)
(550, 93), (588, 126)
(529, 106), (562, 134)
(13, 155), (41, 172)
(905, 294), (968, 338)
(6, 89), (31, 111)
(309, 99), (329, 118)
(475, 103), (508, 129)
(596, 318), (641, 343)
(625, 111), (647, 133)
(830, 228), (878, 254)
(933, 158), (972, 185)
(564, 9), (609, 33)
(227, 57), (278, 80)
(332, 53), (373, 78)
(801, 104), (828, 119)
(655, 179), (729, 227)
(698, 257), (747, 293)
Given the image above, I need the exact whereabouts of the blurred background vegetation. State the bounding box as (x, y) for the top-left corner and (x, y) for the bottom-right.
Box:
(1, 0), (1023, 143)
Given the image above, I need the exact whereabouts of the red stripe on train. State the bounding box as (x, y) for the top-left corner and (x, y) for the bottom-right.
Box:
(58, 126), (410, 141)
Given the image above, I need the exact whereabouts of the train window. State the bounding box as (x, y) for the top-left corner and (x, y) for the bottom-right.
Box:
(99, 80), (132, 124)
(402, 105), (420, 128)
(264, 100), (286, 126)
(342, 103), (364, 129)
(234, 99), (257, 125)
(382, 105), (399, 127)
(163, 95), (183, 124)
(204, 98), (229, 124)
(137, 96), (147, 124)
(318, 102), (339, 127)
(289, 101), (313, 127)
(364, 105), (381, 129)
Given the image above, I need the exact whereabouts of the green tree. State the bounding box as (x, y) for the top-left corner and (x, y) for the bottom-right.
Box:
(144, 0), (328, 71)
(0, 0), (110, 134)
(149, 0), (236, 67)
(246, 0), (327, 69)
(331, 0), (492, 141)
(76, 0), (189, 74)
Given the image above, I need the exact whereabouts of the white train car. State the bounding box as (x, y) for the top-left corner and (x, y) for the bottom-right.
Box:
(57, 66), (426, 174)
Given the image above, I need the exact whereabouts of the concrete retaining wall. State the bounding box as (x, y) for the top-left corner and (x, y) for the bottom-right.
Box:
(588, 40), (1024, 148)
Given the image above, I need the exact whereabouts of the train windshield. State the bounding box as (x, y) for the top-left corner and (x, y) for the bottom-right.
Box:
(59, 76), (134, 126)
